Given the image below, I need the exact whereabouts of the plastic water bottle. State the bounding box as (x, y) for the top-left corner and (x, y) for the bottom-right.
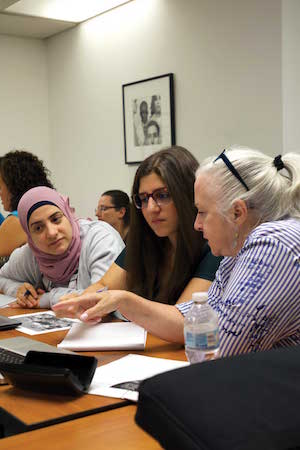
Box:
(184, 292), (219, 364)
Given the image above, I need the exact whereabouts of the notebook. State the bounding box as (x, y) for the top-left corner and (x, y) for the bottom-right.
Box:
(58, 322), (147, 351)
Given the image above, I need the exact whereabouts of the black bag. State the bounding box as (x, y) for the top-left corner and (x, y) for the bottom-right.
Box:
(136, 345), (300, 450)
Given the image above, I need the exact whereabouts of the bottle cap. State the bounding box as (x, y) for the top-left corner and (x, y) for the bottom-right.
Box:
(192, 292), (208, 304)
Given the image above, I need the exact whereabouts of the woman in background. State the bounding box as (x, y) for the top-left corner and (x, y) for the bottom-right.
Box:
(0, 150), (53, 266)
(0, 186), (124, 308)
(95, 190), (130, 242)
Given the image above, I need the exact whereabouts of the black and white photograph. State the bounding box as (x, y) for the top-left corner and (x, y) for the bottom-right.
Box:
(112, 380), (141, 392)
(11, 311), (76, 335)
(122, 73), (175, 164)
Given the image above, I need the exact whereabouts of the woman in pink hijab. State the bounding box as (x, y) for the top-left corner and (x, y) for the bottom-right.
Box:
(0, 186), (124, 309)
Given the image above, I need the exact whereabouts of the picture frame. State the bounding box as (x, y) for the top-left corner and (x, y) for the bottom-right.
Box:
(122, 73), (175, 164)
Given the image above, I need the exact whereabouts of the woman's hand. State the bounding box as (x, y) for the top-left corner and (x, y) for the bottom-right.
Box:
(12, 283), (45, 308)
(53, 290), (126, 322)
(54, 292), (79, 318)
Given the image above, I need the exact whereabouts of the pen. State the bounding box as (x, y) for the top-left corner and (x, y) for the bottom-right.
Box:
(24, 289), (31, 298)
(96, 286), (108, 293)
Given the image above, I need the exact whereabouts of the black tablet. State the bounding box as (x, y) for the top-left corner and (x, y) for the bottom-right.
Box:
(0, 351), (98, 396)
(0, 315), (22, 331)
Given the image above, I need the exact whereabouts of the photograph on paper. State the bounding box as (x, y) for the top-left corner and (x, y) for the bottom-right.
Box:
(10, 311), (77, 335)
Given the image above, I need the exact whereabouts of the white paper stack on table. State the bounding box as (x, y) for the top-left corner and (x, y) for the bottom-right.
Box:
(58, 321), (147, 351)
(0, 294), (16, 308)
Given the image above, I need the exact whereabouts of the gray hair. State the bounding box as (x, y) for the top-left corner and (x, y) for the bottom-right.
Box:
(196, 146), (300, 222)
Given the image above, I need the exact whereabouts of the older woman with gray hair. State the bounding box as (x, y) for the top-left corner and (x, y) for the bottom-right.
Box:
(177, 146), (300, 356)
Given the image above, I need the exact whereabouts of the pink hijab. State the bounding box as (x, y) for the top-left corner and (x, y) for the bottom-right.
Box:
(18, 186), (82, 284)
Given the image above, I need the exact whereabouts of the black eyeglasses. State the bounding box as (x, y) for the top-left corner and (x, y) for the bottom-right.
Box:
(133, 188), (172, 209)
(214, 149), (249, 191)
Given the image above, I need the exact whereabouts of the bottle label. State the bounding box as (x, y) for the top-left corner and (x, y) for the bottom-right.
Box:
(185, 330), (219, 351)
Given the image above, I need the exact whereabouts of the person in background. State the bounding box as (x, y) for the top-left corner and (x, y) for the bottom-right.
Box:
(133, 100), (149, 146)
(53, 146), (222, 340)
(0, 186), (124, 308)
(139, 101), (149, 131)
(145, 120), (161, 145)
(150, 95), (161, 122)
(95, 190), (130, 242)
(54, 147), (299, 354)
(0, 150), (53, 266)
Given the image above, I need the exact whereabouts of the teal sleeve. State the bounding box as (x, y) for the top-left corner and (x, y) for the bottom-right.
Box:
(7, 210), (18, 218)
(193, 248), (222, 281)
(115, 247), (126, 269)
(0, 213), (4, 225)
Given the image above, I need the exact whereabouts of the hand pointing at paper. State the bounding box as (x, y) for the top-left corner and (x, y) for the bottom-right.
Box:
(53, 290), (126, 323)
(53, 289), (184, 344)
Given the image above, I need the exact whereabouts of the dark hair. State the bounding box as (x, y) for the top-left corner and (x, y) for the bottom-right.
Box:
(150, 95), (160, 116)
(0, 150), (53, 211)
(146, 120), (160, 135)
(126, 146), (205, 304)
(102, 190), (131, 226)
(140, 101), (148, 112)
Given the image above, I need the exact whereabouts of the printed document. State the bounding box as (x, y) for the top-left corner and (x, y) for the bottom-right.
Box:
(89, 354), (189, 401)
(10, 311), (76, 335)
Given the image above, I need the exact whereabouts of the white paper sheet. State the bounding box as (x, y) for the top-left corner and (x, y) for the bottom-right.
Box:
(58, 322), (147, 351)
(88, 354), (189, 401)
(0, 294), (16, 308)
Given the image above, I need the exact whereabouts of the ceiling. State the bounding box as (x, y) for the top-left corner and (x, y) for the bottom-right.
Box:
(0, 12), (77, 39)
(0, 0), (132, 39)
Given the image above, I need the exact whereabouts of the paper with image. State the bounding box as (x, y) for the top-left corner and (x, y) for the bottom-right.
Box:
(10, 311), (77, 335)
(89, 354), (189, 401)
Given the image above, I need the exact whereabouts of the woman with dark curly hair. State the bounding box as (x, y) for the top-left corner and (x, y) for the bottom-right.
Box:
(0, 150), (53, 261)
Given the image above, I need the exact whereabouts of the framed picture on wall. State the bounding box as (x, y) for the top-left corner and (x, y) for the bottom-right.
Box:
(122, 73), (175, 164)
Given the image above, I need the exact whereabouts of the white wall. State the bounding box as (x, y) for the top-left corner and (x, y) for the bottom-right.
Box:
(0, 35), (50, 161)
(282, 0), (300, 153)
(0, 34), (50, 214)
(47, 0), (282, 218)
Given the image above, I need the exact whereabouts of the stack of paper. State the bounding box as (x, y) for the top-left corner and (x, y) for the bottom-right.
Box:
(58, 321), (147, 351)
(0, 294), (16, 308)
(88, 354), (189, 401)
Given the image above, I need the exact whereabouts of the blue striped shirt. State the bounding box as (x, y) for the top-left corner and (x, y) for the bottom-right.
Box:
(176, 218), (300, 357)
